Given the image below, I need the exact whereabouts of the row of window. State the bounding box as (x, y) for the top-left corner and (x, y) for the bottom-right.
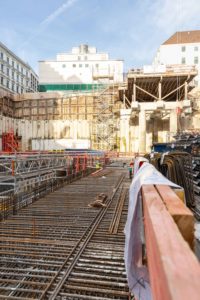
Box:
(181, 46), (199, 52)
(0, 76), (24, 93)
(181, 56), (199, 64)
(1, 75), (37, 90)
(0, 52), (29, 75)
(62, 63), (99, 68)
(76, 55), (107, 60)
(77, 56), (88, 61)
(0, 66), (30, 83)
(0, 63), (30, 78)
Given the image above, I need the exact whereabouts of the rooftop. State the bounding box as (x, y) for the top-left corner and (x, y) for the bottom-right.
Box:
(163, 30), (200, 45)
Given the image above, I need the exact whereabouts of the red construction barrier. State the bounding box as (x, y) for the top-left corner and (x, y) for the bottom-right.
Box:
(2, 131), (19, 152)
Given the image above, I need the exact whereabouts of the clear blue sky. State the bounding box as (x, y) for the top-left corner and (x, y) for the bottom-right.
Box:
(0, 0), (200, 73)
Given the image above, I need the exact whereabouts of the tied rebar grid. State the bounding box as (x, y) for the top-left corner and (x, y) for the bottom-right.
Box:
(0, 168), (130, 300)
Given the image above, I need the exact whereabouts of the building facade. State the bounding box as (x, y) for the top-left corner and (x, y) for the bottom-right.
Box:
(153, 30), (200, 86)
(0, 41), (38, 94)
(39, 44), (124, 92)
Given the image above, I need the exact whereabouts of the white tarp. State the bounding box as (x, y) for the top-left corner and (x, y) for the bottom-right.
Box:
(31, 139), (90, 150)
(124, 158), (180, 300)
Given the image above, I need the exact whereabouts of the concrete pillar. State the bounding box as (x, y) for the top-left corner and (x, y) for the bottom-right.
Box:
(170, 110), (178, 137)
(132, 81), (136, 102)
(153, 117), (158, 143)
(158, 81), (162, 101)
(123, 89), (126, 108)
(139, 110), (146, 153)
(119, 109), (131, 152)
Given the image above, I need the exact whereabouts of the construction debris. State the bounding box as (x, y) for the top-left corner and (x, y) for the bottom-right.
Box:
(88, 192), (108, 208)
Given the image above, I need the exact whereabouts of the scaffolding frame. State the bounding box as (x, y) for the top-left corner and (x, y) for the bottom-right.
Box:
(91, 84), (120, 151)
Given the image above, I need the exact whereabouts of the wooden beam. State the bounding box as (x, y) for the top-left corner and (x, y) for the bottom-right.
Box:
(125, 95), (131, 107)
(155, 184), (194, 250)
(142, 184), (200, 300)
(132, 81), (136, 101)
(136, 84), (158, 101)
(162, 82), (185, 100)
(158, 80), (162, 101)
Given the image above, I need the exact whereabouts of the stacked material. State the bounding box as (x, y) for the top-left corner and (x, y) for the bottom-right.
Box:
(173, 132), (200, 154)
(159, 152), (194, 207)
(191, 156), (200, 219)
(173, 132), (200, 219)
(151, 133), (200, 219)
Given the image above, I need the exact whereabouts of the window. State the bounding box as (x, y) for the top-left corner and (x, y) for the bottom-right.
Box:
(1, 64), (4, 72)
(17, 64), (19, 70)
(6, 80), (9, 88)
(181, 46), (186, 52)
(0, 52), (3, 59)
(181, 57), (186, 64)
(62, 64), (66, 68)
(73, 64), (76, 68)
(16, 85), (19, 93)
(79, 64), (82, 67)
(7, 68), (9, 76)
(12, 83), (14, 91)
(78, 56), (81, 60)
(194, 46), (198, 51)
(85, 64), (89, 67)
(7, 57), (9, 64)
(95, 64), (99, 68)
(12, 60), (14, 67)
(84, 56), (88, 60)
(1, 77), (3, 85)
(17, 75), (19, 82)
(12, 71), (14, 79)
(194, 56), (198, 64)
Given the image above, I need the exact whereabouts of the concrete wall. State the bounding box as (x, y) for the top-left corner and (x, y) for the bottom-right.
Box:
(120, 117), (169, 153)
(1, 99), (200, 153)
(0, 116), (90, 151)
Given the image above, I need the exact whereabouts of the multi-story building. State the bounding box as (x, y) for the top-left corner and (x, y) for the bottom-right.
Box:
(153, 30), (200, 86)
(0, 41), (38, 94)
(39, 44), (124, 92)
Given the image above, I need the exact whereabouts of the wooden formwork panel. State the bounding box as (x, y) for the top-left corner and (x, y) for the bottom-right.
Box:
(156, 184), (194, 249)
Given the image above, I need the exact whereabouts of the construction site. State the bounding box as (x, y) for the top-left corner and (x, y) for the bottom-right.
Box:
(0, 60), (200, 299)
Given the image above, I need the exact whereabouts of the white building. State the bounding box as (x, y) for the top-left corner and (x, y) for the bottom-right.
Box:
(0, 41), (38, 94)
(153, 30), (200, 86)
(39, 44), (124, 92)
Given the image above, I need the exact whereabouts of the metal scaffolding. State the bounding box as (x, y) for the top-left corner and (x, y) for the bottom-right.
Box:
(91, 85), (120, 151)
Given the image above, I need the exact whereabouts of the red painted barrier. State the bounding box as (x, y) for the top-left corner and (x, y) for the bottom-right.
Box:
(142, 184), (200, 300)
